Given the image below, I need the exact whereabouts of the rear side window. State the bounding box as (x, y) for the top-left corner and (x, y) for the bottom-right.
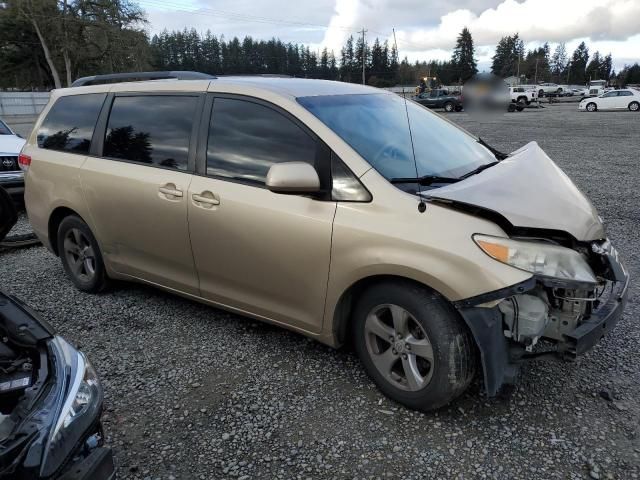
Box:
(37, 94), (105, 153)
(619, 91), (632, 96)
(104, 95), (198, 171)
(206, 98), (316, 185)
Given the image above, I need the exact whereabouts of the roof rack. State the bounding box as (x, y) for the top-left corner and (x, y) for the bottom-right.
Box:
(71, 71), (216, 87)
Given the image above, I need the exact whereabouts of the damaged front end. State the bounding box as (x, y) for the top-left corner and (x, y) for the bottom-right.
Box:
(455, 237), (629, 397)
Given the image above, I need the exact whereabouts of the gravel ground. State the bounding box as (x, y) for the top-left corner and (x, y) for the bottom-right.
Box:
(1, 105), (639, 479)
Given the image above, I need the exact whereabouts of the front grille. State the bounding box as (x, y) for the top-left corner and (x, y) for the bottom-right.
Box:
(0, 156), (19, 172)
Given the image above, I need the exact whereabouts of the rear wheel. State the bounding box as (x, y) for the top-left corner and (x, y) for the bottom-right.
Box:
(629, 101), (640, 112)
(353, 281), (475, 411)
(538, 89), (544, 97)
(57, 215), (109, 292)
(443, 102), (454, 112)
(586, 102), (597, 112)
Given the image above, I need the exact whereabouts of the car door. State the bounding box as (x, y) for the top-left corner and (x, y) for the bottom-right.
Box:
(80, 93), (203, 295)
(616, 91), (633, 109)
(598, 91), (618, 109)
(187, 95), (336, 333)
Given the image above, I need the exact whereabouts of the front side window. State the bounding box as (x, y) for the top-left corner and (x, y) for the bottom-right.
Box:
(37, 94), (106, 153)
(207, 97), (317, 185)
(298, 93), (495, 184)
(104, 95), (198, 170)
(602, 91), (618, 98)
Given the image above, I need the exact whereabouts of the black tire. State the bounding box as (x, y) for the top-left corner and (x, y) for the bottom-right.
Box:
(586, 102), (597, 112)
(516, 105), (524, 112)
(507, 103), (517, 112)
(443, 102), (454, 112)
(57, 215), (109, 293)
(629, 101), (640, 112)
(353, 281), (476, 411)
(517, 96), (528, 106)
(454, 105), (463, 112)
(538, 89), (544, 97)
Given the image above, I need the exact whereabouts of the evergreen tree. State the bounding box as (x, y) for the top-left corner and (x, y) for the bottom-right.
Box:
(550, 42), (568, 83)
(568, 41), (589, 84)
(451, 27), (477, 82)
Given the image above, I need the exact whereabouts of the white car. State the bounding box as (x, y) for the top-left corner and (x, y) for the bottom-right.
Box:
(537, 83), (564, 97)
(0, 119), (26, 201)
(579, 89), (640, 112)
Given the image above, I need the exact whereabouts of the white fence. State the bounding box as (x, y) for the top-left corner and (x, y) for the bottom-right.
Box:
(0, 92), (50, 116)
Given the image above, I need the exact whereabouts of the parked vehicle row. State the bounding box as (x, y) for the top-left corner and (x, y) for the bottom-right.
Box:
(20, 72), (628, 412)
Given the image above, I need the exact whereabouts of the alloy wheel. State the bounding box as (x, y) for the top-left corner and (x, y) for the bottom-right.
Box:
(364, 304), (434, 391)
(63, 228), (96, 282)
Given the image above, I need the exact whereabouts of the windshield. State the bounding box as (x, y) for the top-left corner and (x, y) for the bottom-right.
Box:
(297, 93), (495, 185)
(0, 121), (12, 135)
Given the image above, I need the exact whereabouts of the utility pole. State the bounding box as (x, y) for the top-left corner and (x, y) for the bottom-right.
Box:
(534, 58), (538, 84)
(361, 28), (367, 85)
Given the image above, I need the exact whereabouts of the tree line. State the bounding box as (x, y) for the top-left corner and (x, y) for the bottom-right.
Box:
(1, 0), (639, 91)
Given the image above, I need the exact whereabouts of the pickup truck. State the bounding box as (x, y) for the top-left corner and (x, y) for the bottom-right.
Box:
(413, 89), (463, 112)
(509, 87), (537, 105)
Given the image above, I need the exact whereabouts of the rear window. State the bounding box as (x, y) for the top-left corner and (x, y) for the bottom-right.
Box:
(0, 121), (12, 135)
(103, 95), (198, 171)
(37, 94), (106, 153)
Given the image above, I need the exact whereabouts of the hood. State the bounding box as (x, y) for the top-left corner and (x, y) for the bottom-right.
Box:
(425, 141), (605, 241)
(0, 135), (26, 156)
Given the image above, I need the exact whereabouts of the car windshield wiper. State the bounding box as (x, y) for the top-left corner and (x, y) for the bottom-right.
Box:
(477, 137), (508, 160)
(460, 160), (500, 179)
(390, 175), (461, 186)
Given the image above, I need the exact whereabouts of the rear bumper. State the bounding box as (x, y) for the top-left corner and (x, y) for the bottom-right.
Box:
(58, 448), (115, 480)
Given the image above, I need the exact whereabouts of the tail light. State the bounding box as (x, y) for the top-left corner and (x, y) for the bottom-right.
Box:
(18, 153), (31, 171)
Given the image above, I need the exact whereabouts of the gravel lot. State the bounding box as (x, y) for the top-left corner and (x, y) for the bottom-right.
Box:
(2, 105), (639, 479)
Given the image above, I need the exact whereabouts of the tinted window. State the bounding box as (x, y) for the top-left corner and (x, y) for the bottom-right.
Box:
(104, 96), (198, 170)
(207, 98), (316, 184)
(298, 93), (495, 183)
(619, 91), (633, 96)
(602, 91), (618, 98)
(37, 94), (105, 153)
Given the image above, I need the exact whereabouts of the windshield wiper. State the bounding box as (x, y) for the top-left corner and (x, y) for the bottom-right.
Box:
(477, 137), (508, 160)
(390, 175), (460, 186)
(460, 160), (500, 179)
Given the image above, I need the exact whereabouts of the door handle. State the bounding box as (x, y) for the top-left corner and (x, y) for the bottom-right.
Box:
(159, 185), (183, 197)
(192, 192), (220, 206)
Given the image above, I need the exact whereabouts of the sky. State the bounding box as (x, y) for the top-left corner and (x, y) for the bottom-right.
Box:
(139, 0), (640, 73)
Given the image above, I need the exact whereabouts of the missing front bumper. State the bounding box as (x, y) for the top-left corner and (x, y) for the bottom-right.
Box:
(456, 272), (629, 397)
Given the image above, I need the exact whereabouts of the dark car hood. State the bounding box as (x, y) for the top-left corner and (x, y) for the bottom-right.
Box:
(425, 141), (605, 241)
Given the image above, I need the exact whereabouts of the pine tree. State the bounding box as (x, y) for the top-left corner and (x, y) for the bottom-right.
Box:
(451, 27), (477, 83)
(568, 42), (589, 84)
(550, 43), (567, 83)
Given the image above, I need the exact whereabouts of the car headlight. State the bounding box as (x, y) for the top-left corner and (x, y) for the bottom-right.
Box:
(474, 234), (597, 284)
(40, 337), (103, 478)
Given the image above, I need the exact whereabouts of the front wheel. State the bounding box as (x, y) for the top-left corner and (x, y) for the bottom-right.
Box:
(353, 281), (476, 411)
(586, 102), (597, 112)
(57, 215), (109, 292)
(443, 102), (454, 112)
(629, 101), (640, 112)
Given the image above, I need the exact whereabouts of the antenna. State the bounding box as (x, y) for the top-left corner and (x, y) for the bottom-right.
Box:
(392, 28), (426, 213)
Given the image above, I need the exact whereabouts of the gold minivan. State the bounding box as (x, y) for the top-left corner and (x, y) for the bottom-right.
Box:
(21, 72), (628, 411)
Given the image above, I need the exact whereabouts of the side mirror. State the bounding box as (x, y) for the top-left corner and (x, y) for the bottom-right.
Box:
(266, 162), (320, 194)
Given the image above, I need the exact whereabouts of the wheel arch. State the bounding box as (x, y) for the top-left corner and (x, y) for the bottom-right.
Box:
(330, 274), (454, 347)
(48, 206), (86, 256)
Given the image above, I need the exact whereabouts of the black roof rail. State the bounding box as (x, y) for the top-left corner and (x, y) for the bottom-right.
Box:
(71, 71), (216, 87)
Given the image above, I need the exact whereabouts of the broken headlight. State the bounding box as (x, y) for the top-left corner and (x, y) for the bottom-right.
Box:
(474, 234), (597, 284)
(40, 337), (103, 478)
